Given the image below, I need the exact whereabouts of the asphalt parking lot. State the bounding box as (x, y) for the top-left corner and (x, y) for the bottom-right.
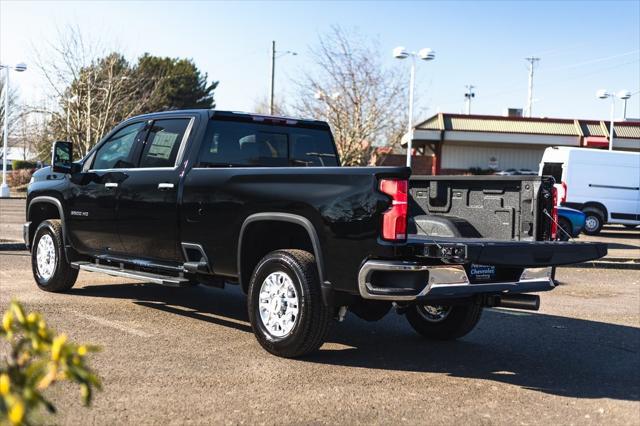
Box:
(1, 198), (639, 424)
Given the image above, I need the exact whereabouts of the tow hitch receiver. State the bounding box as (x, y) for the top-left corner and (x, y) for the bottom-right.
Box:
(420, 243), (467, 263)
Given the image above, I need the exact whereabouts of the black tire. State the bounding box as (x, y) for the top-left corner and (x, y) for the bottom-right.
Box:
(31, 220), (78, 292)
(557, 217), (572, 241)
(406, 302), (483, 340)
(247, 249), (331, 358)
(582, 208), (604, 235)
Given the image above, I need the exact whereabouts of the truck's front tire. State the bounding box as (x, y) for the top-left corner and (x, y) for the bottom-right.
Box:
(247, 249), (331, 358)
(406, 302), (482, 340)
(31, 220), (78, 292)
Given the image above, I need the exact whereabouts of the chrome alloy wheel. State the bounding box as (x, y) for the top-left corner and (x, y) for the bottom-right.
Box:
(258, 271), (299, 338)
(417, 305), (452, 323)
(36, 234), (56, 280)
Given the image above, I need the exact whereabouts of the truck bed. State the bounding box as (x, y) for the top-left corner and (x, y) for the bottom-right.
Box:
(409, 175), (555, 241)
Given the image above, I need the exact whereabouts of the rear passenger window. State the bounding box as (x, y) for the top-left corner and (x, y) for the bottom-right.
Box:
(139, 119), (190, 168)
(197, 120), (338, 167)
(198, 121), (288, 167)
(290, 129), (338, 167)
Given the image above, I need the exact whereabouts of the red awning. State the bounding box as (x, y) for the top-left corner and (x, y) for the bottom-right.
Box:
(584, 136), (609, 148)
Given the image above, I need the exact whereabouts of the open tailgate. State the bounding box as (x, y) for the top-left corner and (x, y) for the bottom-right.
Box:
(407, 236), (607, 267)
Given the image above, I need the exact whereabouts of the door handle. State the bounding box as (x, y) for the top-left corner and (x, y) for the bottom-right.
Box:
(105, 182), (118, 188)
(158, 183), (175, 190)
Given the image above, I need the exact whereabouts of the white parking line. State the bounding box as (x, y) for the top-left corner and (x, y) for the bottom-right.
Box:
(72, 311), (153, 338)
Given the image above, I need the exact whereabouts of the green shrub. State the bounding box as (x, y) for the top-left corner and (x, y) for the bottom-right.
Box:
(1, 301), (101, 425)
(10, 161), (36, 171)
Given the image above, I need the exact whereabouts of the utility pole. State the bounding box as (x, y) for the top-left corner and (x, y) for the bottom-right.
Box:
(269, 40), (276, 115)
(525, 57), (540, 118)
(464, 85), (475, 115)
(86, 72), (91, 150)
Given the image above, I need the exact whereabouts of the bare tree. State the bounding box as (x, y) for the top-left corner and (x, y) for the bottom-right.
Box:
(294, 27), (408, 166)
(32, 26), (216, 157)
(253, 95), (289, 116)
(32, 26), (161, 156)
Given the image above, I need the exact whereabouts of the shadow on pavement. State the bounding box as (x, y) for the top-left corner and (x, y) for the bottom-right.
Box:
(605, 242), (640, 250)
(68, 282), (252, 333)
(69, 282), (639, 402)
(312, 309), (640, 402)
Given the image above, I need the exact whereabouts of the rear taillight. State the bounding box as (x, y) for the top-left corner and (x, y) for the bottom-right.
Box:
(379, 179), (408, 241)
(551, 186), (558, 240)
(561, 181), (567, 204)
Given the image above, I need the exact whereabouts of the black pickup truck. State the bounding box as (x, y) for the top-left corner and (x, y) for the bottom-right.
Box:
(25, 109), (606, 357)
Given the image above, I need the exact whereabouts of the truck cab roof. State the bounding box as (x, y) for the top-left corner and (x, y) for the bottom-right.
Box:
(125, 109), (330, 130)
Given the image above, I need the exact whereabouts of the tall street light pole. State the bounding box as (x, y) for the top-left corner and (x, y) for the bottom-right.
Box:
(268, 41), (296, 115)
(1, 62), (27, 198)
(464, 85), (475, 115)
(393, 46), (436, 167)
(618, 90), (632, 120)
(596, 89), (629, 151)
(269, 41), (276, 115)
(525, 57), (540, 118)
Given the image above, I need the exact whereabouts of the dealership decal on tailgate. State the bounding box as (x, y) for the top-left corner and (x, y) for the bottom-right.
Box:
(469, 264), (496, 282)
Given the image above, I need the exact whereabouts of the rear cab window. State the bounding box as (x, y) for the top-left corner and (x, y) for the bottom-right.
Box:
(541, 162), (563, 183)
(197, 119), (339, 167)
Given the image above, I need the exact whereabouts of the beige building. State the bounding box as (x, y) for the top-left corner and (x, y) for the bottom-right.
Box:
(404, 113), (640, 175)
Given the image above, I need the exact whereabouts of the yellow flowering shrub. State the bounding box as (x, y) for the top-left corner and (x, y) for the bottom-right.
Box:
(1, 301), (101, 425)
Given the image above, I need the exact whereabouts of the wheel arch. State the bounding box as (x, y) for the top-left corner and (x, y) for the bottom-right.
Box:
(582, 202), (609, 222)
(237, 213), (326, 294)
(27, 195), (66, 249)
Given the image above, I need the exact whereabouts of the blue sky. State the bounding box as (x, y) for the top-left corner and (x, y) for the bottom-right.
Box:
(1, 0), (639, 121)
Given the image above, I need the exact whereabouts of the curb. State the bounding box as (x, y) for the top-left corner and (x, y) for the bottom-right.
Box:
(0, 243), (26, 251)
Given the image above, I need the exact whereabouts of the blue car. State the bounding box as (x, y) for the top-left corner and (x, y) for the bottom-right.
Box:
(557, 206), (586, 241)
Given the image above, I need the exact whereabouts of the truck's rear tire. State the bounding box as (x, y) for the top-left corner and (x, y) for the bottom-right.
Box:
(582, 208), (604, 235)
(247, 249), (331, 358)
(406, 302), (482, 340)
(31, 220), (78, 292)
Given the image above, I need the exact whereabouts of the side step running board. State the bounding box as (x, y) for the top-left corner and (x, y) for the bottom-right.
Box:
(71, 261), (191, 287)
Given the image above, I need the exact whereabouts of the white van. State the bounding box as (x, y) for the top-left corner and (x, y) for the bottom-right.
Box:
(539, 147), (640, 234)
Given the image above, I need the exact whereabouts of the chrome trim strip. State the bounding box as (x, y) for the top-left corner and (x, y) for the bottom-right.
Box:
(589, 183), (639, 191)
(73, 262), (188, 286)
(174, 117), (195, 166)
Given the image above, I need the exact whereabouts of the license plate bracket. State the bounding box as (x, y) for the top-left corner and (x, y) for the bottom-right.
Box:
(469, 264), (496, 282)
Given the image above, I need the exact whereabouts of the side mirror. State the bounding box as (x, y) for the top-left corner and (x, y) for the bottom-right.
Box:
(51, 141), (73, 174)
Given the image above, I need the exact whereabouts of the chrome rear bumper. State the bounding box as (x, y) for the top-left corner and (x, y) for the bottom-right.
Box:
(358, 260), (554, 301)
